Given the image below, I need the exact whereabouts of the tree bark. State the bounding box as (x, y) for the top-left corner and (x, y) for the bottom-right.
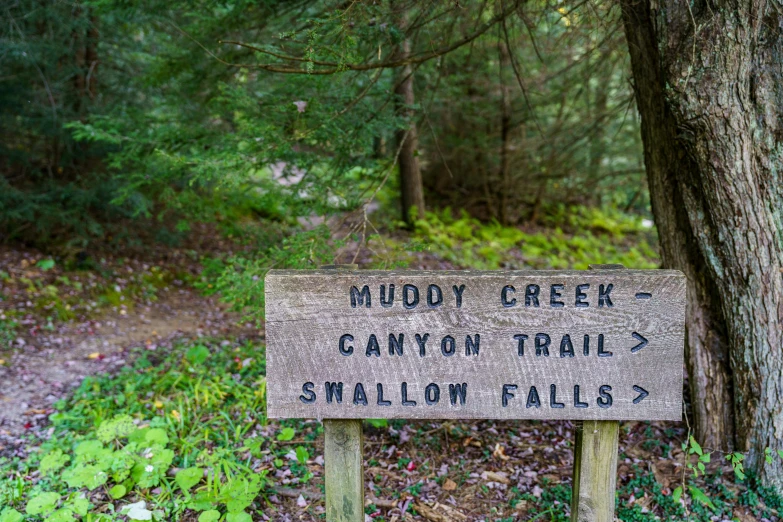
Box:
(621, 0), (783, 487)
(394, 13), (425, 227)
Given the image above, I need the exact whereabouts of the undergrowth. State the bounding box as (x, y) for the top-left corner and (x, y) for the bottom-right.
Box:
(414, 206), (659, 270)
(0, 339), (318, 521)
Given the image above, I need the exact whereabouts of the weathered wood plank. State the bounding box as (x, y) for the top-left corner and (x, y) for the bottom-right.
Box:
(324, 419), (364, 522)
(570, 264), (622, 521)
(570, 420), (620, 522)
(265, 269), (685, 420)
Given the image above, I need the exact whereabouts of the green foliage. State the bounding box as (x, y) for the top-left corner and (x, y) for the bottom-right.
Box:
(202, 224), (344, 323)
(653, 434), (783, 520)
(0, 508), (24, 522)
(366, 419), (389, 429)
(414, 207), (659, 270)
(175, 468), (204, 493)
(0, 339), (274, 519)
(276, 427), (296, 441)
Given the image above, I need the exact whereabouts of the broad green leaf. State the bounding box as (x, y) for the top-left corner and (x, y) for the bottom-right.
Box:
(144, 428), (169, 446)
(366, 419), (388, 428)
(72, 440), (112, 465)
(688, 485), (716, 510)
(176, 467), (203, 492)
(671, 486), (682, 503)
(198, 510), (221, 522)
(109, 448), (135, 483)
(129, 427), (150, 444)
(277, 427), (295, 441)
(186, 345), (210, 365)
(698, 453), (710, 463)
(226, 513), (252, 522)
(295, 446), (309, 465)
(223, 476), (263, 513)
(109, 484), (127, 499)
(688, 436), (702, 456)
(26, 492), (60, 515)
(62, 464), (108, 490)
(0, 508), (24, 522)
(151, 448), (175, 468)
(131, 449), (173, 489)
(73, 440), (104, 457)
(44, 508), (75, 522)
(777, 449), (783, 460)
(39, 449), (70, 475)
(97, 414), (137, 443)
(37, 259), (55, 271)
(186, 491), (216, 511)
(65, 496), (89, 516)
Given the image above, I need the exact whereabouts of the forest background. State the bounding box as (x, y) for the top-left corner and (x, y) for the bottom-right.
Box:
(2, 1), (782, 521)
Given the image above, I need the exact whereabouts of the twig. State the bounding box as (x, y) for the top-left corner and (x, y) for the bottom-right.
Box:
(199, 0), (525, 74)
(271, 486), (323, 499)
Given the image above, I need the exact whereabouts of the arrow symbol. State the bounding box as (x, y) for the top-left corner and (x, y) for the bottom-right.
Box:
(632, 385), (649, 404)
(631, 332), (648, 353)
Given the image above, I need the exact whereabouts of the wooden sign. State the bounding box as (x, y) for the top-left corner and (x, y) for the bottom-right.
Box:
(265, 269), (685, 421)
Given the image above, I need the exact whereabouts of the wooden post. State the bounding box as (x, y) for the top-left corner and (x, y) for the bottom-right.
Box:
(571, 264), (623, 522)
(324, 418), (364, 522)
(320, 264), (364, 522)
(571, 420), (620, 522)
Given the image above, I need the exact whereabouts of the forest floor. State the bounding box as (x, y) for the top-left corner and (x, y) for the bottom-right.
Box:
(1, 229), (779, 522)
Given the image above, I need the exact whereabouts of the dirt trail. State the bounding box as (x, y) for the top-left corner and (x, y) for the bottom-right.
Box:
(0, 288), (256, 456)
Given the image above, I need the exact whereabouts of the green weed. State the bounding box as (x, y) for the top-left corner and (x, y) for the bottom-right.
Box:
(0, 339), (276, 521)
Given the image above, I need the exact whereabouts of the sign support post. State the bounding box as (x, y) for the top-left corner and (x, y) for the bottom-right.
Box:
(324, 418), (364, 522)
(570, 264), (623, 522)
(321, 265), (364, 522)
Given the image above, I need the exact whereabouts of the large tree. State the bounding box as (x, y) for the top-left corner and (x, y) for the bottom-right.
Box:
(621, 0), (783, 487)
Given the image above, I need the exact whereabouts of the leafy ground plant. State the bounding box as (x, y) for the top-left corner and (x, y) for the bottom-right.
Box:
(0, 339), (273, 521)
(413, 206), (659, 270)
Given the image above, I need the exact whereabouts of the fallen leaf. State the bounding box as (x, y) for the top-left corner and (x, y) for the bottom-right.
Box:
(88, 352), (101, 359)
(121, 501), (152, 521)
(481, 471), (510, 484)
(296, 494), (307, 507)
(442, 478), (457, 491)
(651, 461), (670, 488)
(492, 443), (510, 461)
(413, 502), (466, 522)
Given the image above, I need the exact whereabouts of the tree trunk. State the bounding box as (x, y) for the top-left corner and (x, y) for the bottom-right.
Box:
(393, 14), (425, 227)
(498, 33), (512, 226)
(86, 14), (99, 100)
(621, 0), (783, 487)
